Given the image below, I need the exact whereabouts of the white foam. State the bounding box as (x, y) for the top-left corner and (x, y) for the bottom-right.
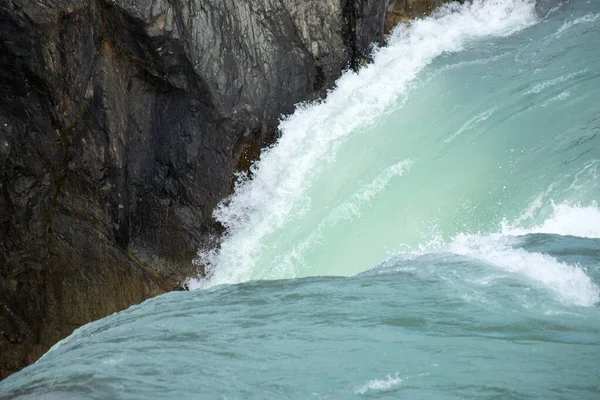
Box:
(404, 199), (600, 307)
(329, 160), (413, 219)
(190, 0), (538, 288)
(445, 107), (496, 143)
(502, 201), (600, 238)
(438, 200), (600, 307)
(556, 13), (600, 36)
(568, 159), (600, 193)
(540, 90), (571, 107)
(523, 70), (587, 95)
(355, 374), (403, 395)
(447, 234), (599, 307)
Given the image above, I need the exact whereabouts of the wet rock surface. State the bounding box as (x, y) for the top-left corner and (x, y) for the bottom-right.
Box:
(384, 0), (457, 32)
(0, 0), (450, 379)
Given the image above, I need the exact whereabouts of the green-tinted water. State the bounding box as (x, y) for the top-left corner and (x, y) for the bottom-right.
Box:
(194, 0), (600, 285)
(2, 1), (600, 398)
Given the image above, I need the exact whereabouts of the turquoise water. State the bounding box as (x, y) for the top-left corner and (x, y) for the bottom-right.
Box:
(2, 0), (600, 398)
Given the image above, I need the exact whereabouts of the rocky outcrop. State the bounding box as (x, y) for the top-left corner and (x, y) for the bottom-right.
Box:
(0, 0), (454, 379)
(384, 0), (458, 32)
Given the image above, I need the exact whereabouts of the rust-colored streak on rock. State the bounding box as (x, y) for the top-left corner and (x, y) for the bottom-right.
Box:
(385, 0), (454, 34)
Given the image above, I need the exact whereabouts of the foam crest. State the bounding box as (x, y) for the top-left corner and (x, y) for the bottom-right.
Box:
(523, 70), (588, 95)
(332, 160), (413, 218)
(556, 12), (600, 35)
(190, 0), (538, 288)
(355, 374), (403, 395)
(502, 202), (600, 238)
(445, 107), (496, 142)
(448, 234), (599, 307)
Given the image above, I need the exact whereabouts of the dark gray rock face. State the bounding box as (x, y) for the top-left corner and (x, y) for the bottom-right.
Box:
(0, 0), (393, 379)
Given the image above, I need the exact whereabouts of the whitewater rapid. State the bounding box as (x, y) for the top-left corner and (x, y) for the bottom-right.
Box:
(189, 0), (600, 310)
(192, 0), (544, 288)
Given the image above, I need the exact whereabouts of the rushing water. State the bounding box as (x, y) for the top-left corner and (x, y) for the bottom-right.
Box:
(2, 0), (600, 398)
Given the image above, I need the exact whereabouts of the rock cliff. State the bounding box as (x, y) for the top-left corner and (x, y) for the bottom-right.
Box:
(0, 0), (452, 379)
